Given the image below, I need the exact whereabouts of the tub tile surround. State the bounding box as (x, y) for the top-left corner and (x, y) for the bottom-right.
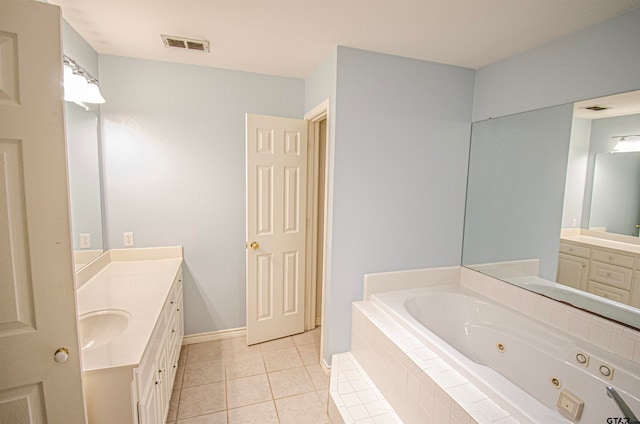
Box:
(329, 265), (640, 424)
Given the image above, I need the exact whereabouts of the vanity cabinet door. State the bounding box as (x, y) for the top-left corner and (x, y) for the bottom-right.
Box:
(137, 357), (160, 424)
(557, 253), (589, 291)
(156, 333), (170, 422)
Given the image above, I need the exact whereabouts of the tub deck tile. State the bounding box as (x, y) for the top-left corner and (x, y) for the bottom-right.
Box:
(329, 352), (402, 424)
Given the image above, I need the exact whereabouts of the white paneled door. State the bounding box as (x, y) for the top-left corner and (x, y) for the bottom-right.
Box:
(0, 1), (86, 422)
(246, 114), (308, 345)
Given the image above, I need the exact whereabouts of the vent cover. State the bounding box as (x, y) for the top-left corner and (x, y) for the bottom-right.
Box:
(582, 105), (609, 111)
(161, 34), (210, 52)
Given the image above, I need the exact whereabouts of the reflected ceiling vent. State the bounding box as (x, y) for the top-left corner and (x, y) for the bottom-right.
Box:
(581, 105), (610, 111)
(161, 34), (210, 52)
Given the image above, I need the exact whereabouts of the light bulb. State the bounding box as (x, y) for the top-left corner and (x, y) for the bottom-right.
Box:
(84, 81), (106, 104)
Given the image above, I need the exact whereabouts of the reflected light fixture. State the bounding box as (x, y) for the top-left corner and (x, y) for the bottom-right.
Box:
(611, 135), (640, 153)
(63, 55), (105, 107)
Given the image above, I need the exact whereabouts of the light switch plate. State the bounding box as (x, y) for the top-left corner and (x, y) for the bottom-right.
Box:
(80, 233), (90, 249)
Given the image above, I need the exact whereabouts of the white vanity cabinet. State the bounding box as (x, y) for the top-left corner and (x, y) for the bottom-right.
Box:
(136, 270), (184, 424)
(557, 242), (590, 291)
(79, 252), (184, 424)
(557, 239), (640, 308)
(588, 249), (633, 304)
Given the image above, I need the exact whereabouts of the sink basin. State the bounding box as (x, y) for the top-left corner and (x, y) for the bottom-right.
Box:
(79, 309), (131, 350)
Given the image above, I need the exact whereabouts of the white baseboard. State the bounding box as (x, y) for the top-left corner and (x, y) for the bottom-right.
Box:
(321, 357), (331, 373)
(182, 327), (246, 345)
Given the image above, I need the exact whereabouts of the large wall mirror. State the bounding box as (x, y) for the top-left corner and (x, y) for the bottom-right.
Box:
(462, 89), (640, 330)
(65, 102), (104, 270)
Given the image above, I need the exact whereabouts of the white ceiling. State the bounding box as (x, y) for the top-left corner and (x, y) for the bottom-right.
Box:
(51, 0), (640, 79)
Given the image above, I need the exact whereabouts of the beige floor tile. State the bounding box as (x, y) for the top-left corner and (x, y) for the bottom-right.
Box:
(183, 359), (225, 388)
(167, 387), (180, 421)
(176, 411), (227, 423)
(227, 401), (278, 424)
(268, 367), (314, 399)
(256, 336), (294, 351)
(187, 341), (226, 364)
(316, 389), (329, 408)
(275, 392), (330, 424)
(177, 382), (226, 420)
(175, 361), (187, 389)
(292, 331), (317, 346)
(225, 352), (265, 380)
(305, 364), (330, 391)
(226, 374), (272, 409)
(262, 347), (303, 372)
(296, 343), (320, 365)
(219, 337), (260, 356)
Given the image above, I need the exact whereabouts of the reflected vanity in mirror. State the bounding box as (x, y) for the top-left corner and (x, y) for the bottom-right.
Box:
(65, 102), (104, 270)
(462, 89), (640, 330)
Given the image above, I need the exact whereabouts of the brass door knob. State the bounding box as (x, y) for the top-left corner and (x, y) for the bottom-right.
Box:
(249, 241), (259, 250)
(54, 347), (69, 363)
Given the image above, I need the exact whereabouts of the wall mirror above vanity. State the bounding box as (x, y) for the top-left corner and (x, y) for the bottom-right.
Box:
(462, 89), (640, 330)
(65, 101), (105, 270)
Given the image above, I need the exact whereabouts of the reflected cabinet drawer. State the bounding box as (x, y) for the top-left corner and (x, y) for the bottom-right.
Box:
(559, 242), (590, 259)
(591, 248), (635, 268)
(589, 261), (632, 290)
(588, 281), (630, 304)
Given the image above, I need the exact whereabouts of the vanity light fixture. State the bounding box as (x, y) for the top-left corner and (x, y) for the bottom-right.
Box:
(63, 55), (105, 107)
(611, 135), (640, 153)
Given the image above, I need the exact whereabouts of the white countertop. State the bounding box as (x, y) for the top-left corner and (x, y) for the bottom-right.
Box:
(77, 257), (182, 372)
(561, 234), (640, 255)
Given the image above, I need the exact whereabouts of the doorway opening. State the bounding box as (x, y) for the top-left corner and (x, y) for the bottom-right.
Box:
(304, 99), (330, 367)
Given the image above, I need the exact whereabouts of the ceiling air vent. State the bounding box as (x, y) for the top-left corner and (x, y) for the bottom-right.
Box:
(161, 34), (210, 53)
(582, 105), (610, 111)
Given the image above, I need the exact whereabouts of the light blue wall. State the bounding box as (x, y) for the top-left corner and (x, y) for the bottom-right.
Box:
(473, 8), (640, 122)
(92, 4), (640, 361)
(62, 21), (98, 77)
(463, 104), (574, 280)
(563, 118), (592, 229)
(305, 48), (337, 113)
(325, 47), (474, 362)
(99, 55), (304, 334)
(586, 113), (640, 234)
(590, 153), (640, 235)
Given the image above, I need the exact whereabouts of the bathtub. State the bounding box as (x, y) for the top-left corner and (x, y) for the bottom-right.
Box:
(371, 285), (640, 423)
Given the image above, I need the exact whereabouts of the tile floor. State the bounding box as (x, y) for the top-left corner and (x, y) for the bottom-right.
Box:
(167, 327), (331, 424)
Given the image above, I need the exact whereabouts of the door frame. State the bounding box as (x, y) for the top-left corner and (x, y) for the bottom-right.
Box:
(303, 99), (330, 365)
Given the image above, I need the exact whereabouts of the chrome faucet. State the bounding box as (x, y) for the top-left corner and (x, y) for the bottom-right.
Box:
(607, 387), (639, 424)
